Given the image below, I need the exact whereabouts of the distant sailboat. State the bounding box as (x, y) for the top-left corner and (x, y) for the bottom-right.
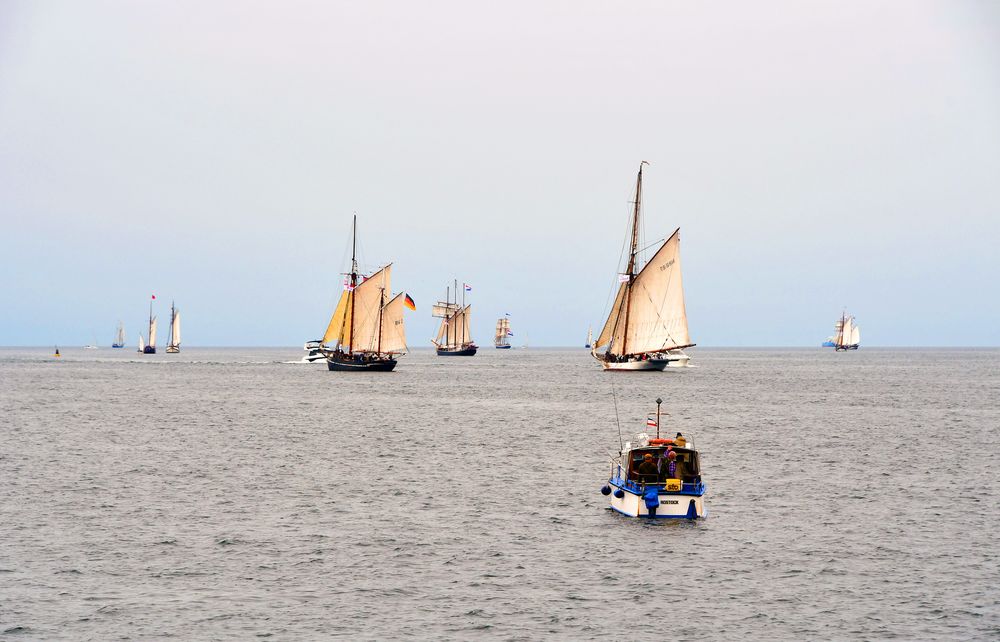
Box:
(137, 334), (146, 353)
(494, 315), (513, 349)
(592, 163), (694, 371)
(142, 295), (157, 354)
(585, 326), (593, 349)
(834, 311), (860, 351)
(432, 280), (477, 356)
(166, 302), (181, 353)
(318, 216), (411, 371)
(112, 321), (126, 348)
(83, 334), (98, 349)
(54, 346), (60, 358)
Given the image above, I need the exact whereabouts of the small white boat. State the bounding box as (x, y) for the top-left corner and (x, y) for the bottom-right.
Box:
(602, 398), (707, 519)
(299, 340), (327, 363)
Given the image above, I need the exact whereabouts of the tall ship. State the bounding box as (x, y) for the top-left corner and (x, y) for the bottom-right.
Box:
(318, 216), (412, 371)
(833, 311), (861, 351)
(112, 321), (126, 348)
(494, 315), (512, 349)
(142, 296), (157, 354)
(432, 280), (477, 356)
(592, 162), (694, 371)
(166, 302), (181, 353)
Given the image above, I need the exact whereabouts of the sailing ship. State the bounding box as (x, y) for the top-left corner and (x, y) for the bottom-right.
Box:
(602, 398), (707, 519)
(432, 280), (477, 356)
(494, 315), (512, 349)
(137, 334), (146, 353)
(112, 321), (126, 348)
(143, 297), (157, 354)
(833, 310), (861, 351)
(585, 326), (593, 349)
(166, 302), (181, 353)
(592, 163), (694, 370)
(318, 216), (411, 371)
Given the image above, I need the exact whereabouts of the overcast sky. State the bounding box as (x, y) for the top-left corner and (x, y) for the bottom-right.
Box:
(1, 1), (998, 347)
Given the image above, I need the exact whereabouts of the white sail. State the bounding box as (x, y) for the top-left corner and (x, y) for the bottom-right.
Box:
(169, 310), (181, 348)
(587, 326), (593, 345)
(379, 293), (408, 354)
(846, 318), (860, 345)
(114, 321), (125, 346)
(138, 334), (146, 351)
(494, 317), (510, 345)
(148, 317), (157, 347)
(599, 229), (690, 356)
(437, 305), (472, 348)
(432, 302), (459, 318)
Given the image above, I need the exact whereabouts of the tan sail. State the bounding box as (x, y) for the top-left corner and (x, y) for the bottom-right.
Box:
(148, 317), (157, 347)
(432, 302), (459, 318)
(322, 290), (352, 345)
(619, 229), (690, 354)
(594, 283), (626, 351)
(494, 317), (510, 344)
(168, 310), (181, 349)
(349, 265), (392, 353)
(436, 305), (472, 348)
(379, 293), (408, 354)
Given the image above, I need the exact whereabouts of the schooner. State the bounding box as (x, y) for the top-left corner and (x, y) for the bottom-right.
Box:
(318, 216), (411, 371)
(112, 321), (125, 348)
(166, 302), (181, 353)
(592, 162), (694, 371)
(494, 315), (512, 349)
(142, 296), (157, 354)
(432, 280), (477, 356)
(833, 311), (861, 351)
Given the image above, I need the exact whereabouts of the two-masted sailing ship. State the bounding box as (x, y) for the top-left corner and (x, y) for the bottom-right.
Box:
(140, 297), (157, 354)
(494, 315), (512, 349)
(318, 216), (412, 371)
(432, 281), (477, 356)
(833, 311), (861, 351)
(166, 302), (181, 353)
(591, 163), (694, 371)
(112, 321), (125, 348)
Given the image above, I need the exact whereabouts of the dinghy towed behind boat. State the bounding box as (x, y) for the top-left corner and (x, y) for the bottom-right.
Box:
(591, 163), (694, 370)
(602, 398), (707, 519)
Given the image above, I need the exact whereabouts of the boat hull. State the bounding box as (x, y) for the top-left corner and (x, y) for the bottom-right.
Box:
(495, 345), (512, 349)
(166, 347), (179, 353)
(437, 346), (477, 356)
(111, 344), (124, 349)
(143, 346), (156, 354)
(325, 353), (397, 371)
(601, 358), (668, 371)
(608, 482), (706, 519)
(835, 345), (860, 351)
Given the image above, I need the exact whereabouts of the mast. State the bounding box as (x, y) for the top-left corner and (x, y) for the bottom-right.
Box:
(348, 215), (358, 356)
(446, 285), (451, 348)
(621, 161), (646, 356)
(377, 283), (385, 355)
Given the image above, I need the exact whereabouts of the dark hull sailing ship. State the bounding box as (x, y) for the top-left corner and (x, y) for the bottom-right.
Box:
(142, 296), (157, 354)
(166, 302), (181, 353)
(494, 315), (512, 349)
(318, 216), (412, 372)
(432, 280), (477, 356)
(833, 310), (861, 351)
(592, 163), (694, 371)
(112, 321), (125, 348)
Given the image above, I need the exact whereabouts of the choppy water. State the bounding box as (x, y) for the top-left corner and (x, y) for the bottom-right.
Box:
(1, 347), (998, 639)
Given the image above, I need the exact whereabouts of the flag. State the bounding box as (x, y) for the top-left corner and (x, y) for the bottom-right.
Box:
(404, 294), (416, 311)
(464, 283), (472, 292)
(507, 331), (514, 337)
(646, 417), (658, 429)
(618, 274), (631, 283)
(343, 277), (355, 292)
(151, 294), (156, 300)
(505, 312), (510, 316)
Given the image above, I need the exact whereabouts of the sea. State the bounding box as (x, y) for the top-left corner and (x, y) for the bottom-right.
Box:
(1, 346), (998, 640)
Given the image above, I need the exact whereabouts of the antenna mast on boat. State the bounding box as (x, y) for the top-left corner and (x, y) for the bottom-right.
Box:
(656, 397), (662, 439)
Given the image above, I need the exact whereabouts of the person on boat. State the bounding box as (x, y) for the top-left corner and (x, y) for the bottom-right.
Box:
(674, 432), (687, 447)
(661, 450), (680, 482)
(637, 453), (659, 485)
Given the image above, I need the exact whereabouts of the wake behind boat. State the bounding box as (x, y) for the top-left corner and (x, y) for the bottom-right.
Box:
(317, 216), (413, 371)
(602, 398), (706, 519)
(592, 163), (694, 370)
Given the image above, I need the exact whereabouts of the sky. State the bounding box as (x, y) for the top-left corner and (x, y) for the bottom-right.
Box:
(1, 1), (998, 347)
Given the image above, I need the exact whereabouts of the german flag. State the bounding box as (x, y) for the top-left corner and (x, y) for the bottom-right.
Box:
(404, 294), (416, 311)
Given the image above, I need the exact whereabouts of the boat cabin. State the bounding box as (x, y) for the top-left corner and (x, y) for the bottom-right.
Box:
(623, 446), (702, 486)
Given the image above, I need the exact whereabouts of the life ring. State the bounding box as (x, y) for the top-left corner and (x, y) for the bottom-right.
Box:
(649, 438), (674, 446)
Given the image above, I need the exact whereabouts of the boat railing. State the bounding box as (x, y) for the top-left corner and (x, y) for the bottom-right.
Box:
(611, 474), (704, 495)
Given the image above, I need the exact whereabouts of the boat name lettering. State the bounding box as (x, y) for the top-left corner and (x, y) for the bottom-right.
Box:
(659, 259), (676, 272)
(662, 499), (679, 505)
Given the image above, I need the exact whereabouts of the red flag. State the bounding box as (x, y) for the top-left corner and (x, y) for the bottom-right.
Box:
(151, 294), (156, 300)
